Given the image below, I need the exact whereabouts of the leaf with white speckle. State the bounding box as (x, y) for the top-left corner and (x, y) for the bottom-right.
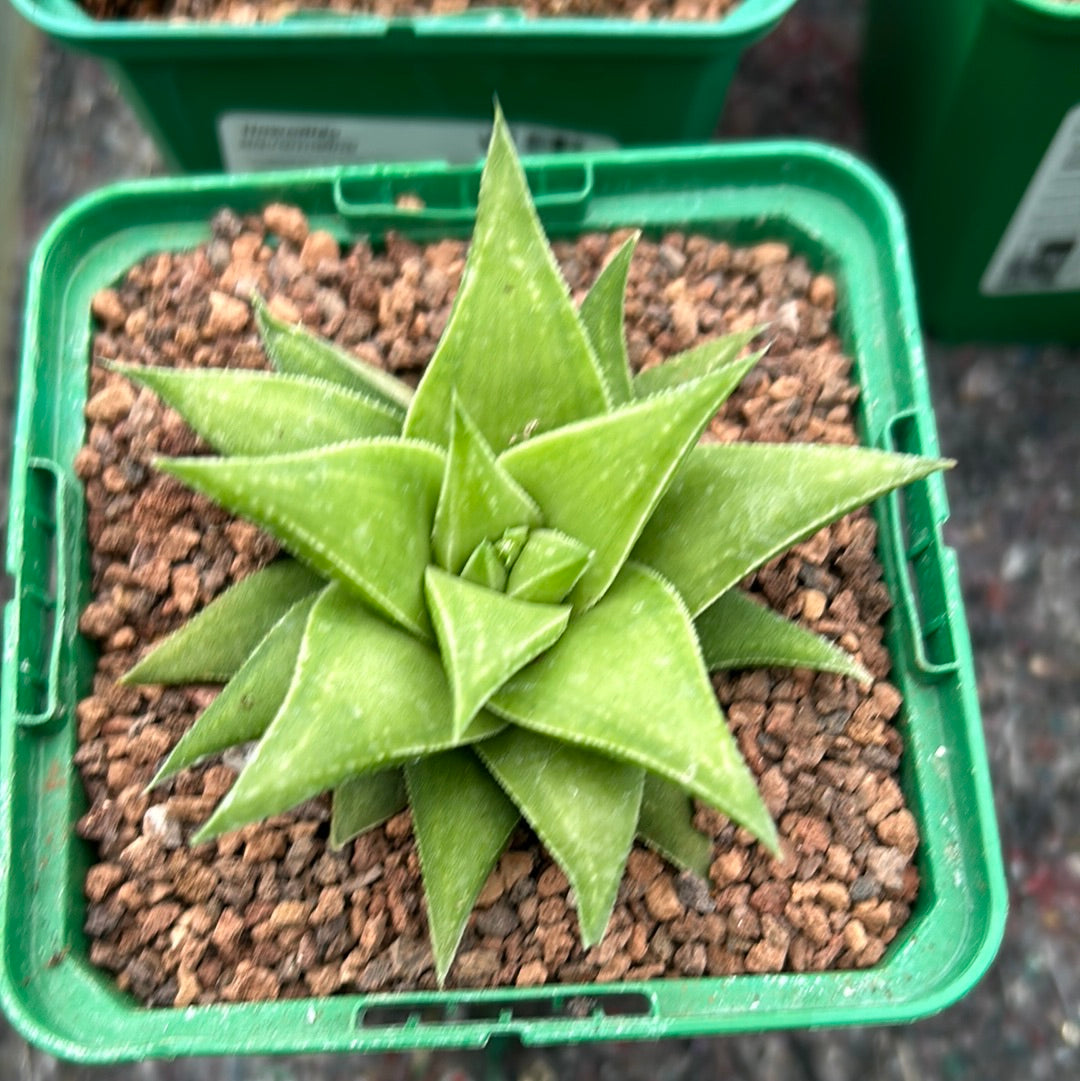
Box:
(579, 232), (637, 406)
(109, 363), (401, 455)
(494, 525), (530, 570)
(633, 329), (763, 399)
(403, 106), (610, 451)
(329, 769), (408, 849)
(255, 294), (413, 413)
(695, 588), (869, 682)
(158, 440), (444, 639)
(505, 529), (592, 605)
(407, 750), (519, 983)
(149, 589), (323, 788)
(460, 539), (509, 592)
(425, 566), (569, 738)
(501, 356), (760, 611)
(432, 397), (541, 573)
(124, 560), (322, 685)
(193, 584), (503, 843)
(492, 562), (777, 852)
(634, 443), (950, 617)
(477, 727), (642, 947)
(638, 773), (712, 878)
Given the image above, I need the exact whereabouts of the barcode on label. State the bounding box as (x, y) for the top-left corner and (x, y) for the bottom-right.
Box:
(982, 103), (1080, 296)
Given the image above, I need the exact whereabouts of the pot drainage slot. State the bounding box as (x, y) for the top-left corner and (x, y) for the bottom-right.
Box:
(882, 412), (959, 679)
(13, 459), (63, 725)
(357, 991), (652, 1030)
(333, 161), (593, 232)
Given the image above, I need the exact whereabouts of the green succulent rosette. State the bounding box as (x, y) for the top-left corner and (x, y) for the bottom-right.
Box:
(115, 107), (948, 983)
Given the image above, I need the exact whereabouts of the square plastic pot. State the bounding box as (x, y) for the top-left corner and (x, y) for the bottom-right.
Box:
(1, 140), (1006, 1062)
(9, 0), (795, 172)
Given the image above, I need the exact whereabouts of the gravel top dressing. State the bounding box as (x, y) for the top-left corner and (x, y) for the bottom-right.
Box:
(74, 204), (918, 1007)
(79, 0), (739, 22)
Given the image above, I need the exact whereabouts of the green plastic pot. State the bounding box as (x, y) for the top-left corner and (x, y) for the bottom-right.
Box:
(864, 0), (1080, 343)
(8, 0), (795, 172)
(1, 141), (1005, 1062)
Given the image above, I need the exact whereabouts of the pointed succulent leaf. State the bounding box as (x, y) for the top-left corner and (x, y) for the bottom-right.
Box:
(403, 107), (610, 451)
(505, 528), (593, 605)
(494, 525), (530, 569)
(158, 439), (444, 639)
(193, 585), (503, 842)
(124, 560), (322, 685)
(637, 773), (712, 879)
(432, 397), (542, 573)
(579, 232), (638, 406)
(108, 363), (400, 455)
(329, 769), (408, 849)
(632, 328), (763, 398)
(460, 539), (508, 592)
(477, 728), (643, 947)
(406, 750), (520, 984)
(425, 567), (570, 738)
(149, 590), (322, 788)
(634, 443), (950, 617)
(254, 294), (412, 413)
(492, 562), (778, 851)
(501, 356), (761, 611)
(695, 589), (870, 682)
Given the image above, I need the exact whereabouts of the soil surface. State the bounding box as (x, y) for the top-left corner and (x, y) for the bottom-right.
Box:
(74, 206), (918, 1007)
(79, 0), (737, 23)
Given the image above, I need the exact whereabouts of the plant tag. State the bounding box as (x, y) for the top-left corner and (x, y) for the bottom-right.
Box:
(217, 112), (617, 171)
(981, 103), (1080, 296)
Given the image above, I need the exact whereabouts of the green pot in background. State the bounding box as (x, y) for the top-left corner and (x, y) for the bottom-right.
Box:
(864, 0), (1080, 343)
(8, 0), (795, 172)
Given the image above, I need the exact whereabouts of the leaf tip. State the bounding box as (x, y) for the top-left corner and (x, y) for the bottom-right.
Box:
(143, 762), (173, 795)
(153, 455), (203, 484)
(100, 358), (148, 389)
(188, 794), (241, 849)
(432, 949), (454, 988)
(849, 657), (874, 687)
(491, 94), (507, 132)
(578, 911), (611, 953)
(757, 816), (782, 858)
(252, 290), (283, 328)
(188, 821), (218, 848)
(687, 854), (712, 881)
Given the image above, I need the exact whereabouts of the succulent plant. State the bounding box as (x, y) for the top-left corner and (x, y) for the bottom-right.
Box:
(112, 107), (947, 984)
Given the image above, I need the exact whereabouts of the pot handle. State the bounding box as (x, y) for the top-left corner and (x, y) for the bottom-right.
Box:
(879, 411), (960, 681)
(332, 160), (595, 228)
(355, 986), (654, 1039)
(10, 458), (71, 729)
(279, 7), (528, 25)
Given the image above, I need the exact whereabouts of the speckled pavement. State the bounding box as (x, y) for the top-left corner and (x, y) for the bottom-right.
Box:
(2, 1), (1078, 1077)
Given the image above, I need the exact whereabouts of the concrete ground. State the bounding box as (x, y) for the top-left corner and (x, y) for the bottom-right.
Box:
(2, 1), (1078, 1078)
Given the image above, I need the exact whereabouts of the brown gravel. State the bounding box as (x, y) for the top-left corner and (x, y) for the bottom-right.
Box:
(74, 203), (919, 1006)
(80, 0), (737, 21)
